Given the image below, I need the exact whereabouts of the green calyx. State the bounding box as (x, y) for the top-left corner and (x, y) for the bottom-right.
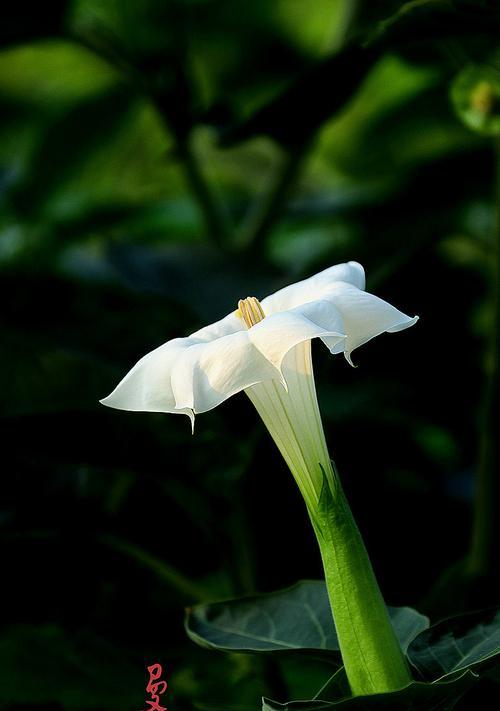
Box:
(309, 467), (412, 697)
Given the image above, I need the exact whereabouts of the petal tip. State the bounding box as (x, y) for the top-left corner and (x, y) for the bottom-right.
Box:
(344, 351), (357, 368)
(346, 261), (365, 290)
(387, 314), (419, 333)
(188, 409), (195, 434)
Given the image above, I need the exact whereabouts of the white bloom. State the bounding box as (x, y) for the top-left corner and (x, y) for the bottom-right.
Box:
(101, 261), (417, 510)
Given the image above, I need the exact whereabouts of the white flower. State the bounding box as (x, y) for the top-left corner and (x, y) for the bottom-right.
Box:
(101, 261), (417, 510)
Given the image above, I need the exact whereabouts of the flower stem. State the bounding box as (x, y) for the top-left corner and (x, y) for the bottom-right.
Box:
(310, 474), (412, 696)
(468, 136), (500, 577)
(246, 342), (411, 695)
(237, 140), (311, 254)
(177, 136), (230, 249)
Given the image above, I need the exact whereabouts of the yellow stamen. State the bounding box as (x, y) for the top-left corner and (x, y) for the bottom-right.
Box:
(237, 296), (265, 328)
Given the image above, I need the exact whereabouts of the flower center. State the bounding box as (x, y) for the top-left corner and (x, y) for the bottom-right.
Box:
(237, 296), (265, 328)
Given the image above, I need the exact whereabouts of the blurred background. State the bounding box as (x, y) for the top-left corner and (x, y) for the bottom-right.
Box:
(1, 0), (500, 709)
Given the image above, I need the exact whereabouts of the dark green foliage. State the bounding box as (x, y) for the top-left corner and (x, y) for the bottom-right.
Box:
(187, 581), (500, 709)
(186, 580), (429, 657)
(408, 609), (500, 680)
(0, 625), (144, 709)
(262, 673), (477, 710)
(2, 0), (500, 709)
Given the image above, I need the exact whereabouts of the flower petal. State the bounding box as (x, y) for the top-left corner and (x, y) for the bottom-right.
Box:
(100, 311), (246, 418)
(261, 261), (365, 315)
(100, 261), (418, 420)
(189, 310), (243, 341)
(248, 299), (346, 372)
(319, 283), (418, 363)
(100, 338), (195, 423)
(170, 331), (280, 413)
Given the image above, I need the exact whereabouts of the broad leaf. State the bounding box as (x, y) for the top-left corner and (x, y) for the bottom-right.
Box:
(313, 667), (350, 701)
(186, 580), (428, 658)
(408, 608), (500, 681)
(10, 86), (138, 218)
(262, 671), (477, 710)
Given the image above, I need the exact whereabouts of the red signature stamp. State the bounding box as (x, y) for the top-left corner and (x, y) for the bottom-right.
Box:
(141, 662), (168, 711)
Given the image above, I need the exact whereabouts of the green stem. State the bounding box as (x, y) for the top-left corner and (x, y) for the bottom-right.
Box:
(468, 136), (500, 577)
(311, 476), (411, 696)
(177, 137), (230, 249)
(100, 533), (207, 601)
(237, 141), (311, 253)
(247, 342), (411, 695)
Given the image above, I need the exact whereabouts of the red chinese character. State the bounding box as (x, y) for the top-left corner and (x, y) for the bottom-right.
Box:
(146, 663), (167, 696)
(145, 699), (167, 711)
(141, 663), (167, 711)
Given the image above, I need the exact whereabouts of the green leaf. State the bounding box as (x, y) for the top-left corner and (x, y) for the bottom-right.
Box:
(318, 55), (473, 181)
(313, 667), (351, 701)
(261, 606), (500, 710)
(261, 671), (477, 710)
(0, 40), (120, 108)
(451, 64), (500, 136)
(186, 580), (428, 658)
(10, 86), (139, 218)
(408, 608), (500, 681)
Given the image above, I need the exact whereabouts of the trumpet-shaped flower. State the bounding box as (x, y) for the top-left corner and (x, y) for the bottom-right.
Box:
(101, 261), (417, 512)
(101, 261), (418, 696)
